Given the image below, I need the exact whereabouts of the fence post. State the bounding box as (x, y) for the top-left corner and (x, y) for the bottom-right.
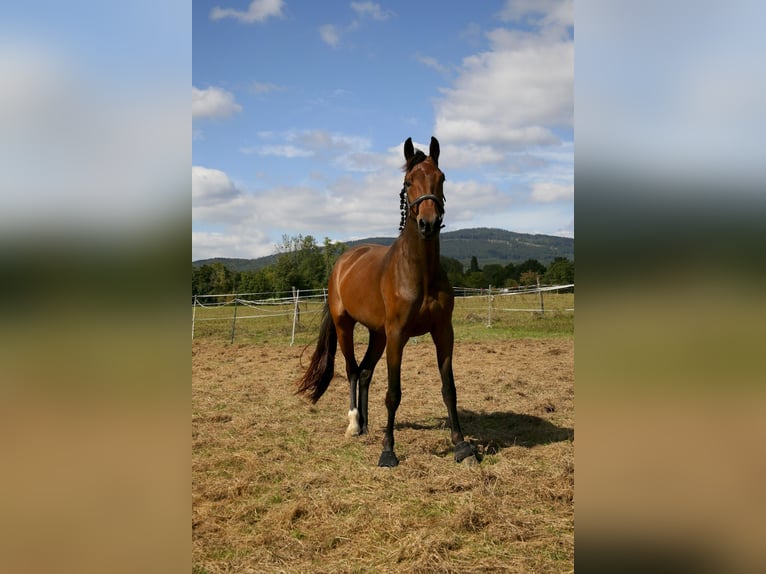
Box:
(290, 287), (300, 346)
(537, 277), (545, 315)
(229, 294), (238, 343)
(192, 295), (197, 340)
(486, 285), (492, 328)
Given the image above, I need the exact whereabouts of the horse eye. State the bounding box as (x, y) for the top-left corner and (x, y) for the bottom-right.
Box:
(404, 180), (411, 188)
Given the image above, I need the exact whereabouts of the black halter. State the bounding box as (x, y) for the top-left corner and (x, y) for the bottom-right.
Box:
(399, 187), (445, 232)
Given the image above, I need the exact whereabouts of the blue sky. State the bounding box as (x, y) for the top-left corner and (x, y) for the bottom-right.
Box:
(193, 0), (573, 260)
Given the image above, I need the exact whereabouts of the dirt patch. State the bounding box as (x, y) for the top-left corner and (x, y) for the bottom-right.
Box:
(193, 337), (573, 573)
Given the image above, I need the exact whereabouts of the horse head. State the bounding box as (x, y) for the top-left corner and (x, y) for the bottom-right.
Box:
(401, 137), (446, 240)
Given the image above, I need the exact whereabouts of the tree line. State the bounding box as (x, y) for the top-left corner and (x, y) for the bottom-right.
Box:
(192, 234), (574, 298)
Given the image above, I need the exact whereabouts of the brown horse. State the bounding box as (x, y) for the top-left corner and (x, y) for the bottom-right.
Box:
(297, 136), (476, 467)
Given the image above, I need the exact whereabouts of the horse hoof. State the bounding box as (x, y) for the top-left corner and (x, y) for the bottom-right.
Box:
(345, 409), (360, 437)
(454, 441), (478, 463)
(461, 455), (479, 467)
(378, 451), (399, 467)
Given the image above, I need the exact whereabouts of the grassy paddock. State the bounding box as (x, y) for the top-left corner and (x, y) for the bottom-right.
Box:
(193, 291), (574, 572)
(192, 292), (574, 345)
(193, 335), (574, 572)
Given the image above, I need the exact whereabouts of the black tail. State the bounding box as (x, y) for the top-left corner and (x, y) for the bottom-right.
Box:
(296, 304), (337, 403)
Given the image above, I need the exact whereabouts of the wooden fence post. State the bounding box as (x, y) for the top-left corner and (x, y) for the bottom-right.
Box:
(290, 288), (300, 346)
(192, 295), (197, 340)
(537, 277), (545, 315)
(229, 294), (238, 343)
(487, 285), (492, 328)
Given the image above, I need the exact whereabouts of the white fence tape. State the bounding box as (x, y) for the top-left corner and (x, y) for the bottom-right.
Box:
(192, 283), (573, 341)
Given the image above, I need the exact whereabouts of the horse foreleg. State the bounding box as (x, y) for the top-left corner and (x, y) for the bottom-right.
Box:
(433, 325), (477, 464)
(358, 330), (386, 435)
(378, 336), (404, 467)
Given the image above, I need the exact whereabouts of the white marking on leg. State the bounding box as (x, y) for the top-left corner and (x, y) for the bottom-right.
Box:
(345, 408), (360, 437)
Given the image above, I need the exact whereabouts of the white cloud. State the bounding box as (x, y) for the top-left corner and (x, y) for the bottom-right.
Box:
(319, 25), (340, 48)
(444, 180), (513, 227)
(434, 29), (572, 146)
(434, 0), (572, 150)
(439, 143), (506, 168)
(192, 230), (272, 260)
(192, 158), (413, 252)
(334, 151), (389, 173)
(240, 129), (374, 164)
(416, 55), (448, 74)
(530, 181), (573, 203)
(498, 0), (573, 30)
(290, 130), (370, 152)
(350, 2), (393, 21)
(192, 86), (242, 119)
(250, 81), (283, 94)
(193, 175), (401, 241)
(554, 218), (574, 238)
(320, 3), (392, 50)
(191, 128), (572, 259)
(249, 145), (315, 158)
(210, 0), (284, 23)
(192, 166), (243, 207)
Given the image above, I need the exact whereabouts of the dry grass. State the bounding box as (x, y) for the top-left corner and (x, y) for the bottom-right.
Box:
(192, 337), (573, 573)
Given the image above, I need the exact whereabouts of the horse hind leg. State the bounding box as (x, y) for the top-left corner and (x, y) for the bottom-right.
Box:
(346, 373), (362, 437)
(356, 329), (386, 435)
(336, 317), (362, 437)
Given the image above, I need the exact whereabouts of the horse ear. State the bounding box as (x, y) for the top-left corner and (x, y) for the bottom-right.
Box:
(430, 137), (440, 166)
(404, 137), (414, 161)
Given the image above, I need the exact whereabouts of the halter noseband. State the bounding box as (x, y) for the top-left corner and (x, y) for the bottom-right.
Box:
(399, 188), (445, 232)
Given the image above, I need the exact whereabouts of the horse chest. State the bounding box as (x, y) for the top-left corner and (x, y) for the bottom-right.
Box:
(388, 289), (445, 333)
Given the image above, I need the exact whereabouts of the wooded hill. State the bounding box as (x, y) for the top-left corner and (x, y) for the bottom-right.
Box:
(193, 227), (574, 271)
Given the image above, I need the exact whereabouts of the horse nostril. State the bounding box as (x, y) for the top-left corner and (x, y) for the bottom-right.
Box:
(418, 218), (436, 237)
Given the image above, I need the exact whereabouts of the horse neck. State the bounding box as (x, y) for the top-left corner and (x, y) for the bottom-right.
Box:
(397, 223), (441, 285)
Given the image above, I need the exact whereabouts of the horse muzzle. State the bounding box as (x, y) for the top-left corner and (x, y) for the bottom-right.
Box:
(408, 193), (445, 239)
(417, 215), (443, 239)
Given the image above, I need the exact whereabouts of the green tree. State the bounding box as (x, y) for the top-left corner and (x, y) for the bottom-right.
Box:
(322, 237), (347, 285)
(272, 235), (302, 292)
(519, 270), (540, 286)
(504, 262), (518, 283)
(469, 255), (480, 273)
(192, 264), (214, 297)
(543, 257), (574, 286)
(464, 271), (486, 289)
(272, 234), (345, 292)
(482, 263), (506, 288)
(237, 269), (273, 296)
(210, 262), (234, 294)
(517, 258), (546, 278)
(440, 256), (464, 287)
(296, 235), (324, 289)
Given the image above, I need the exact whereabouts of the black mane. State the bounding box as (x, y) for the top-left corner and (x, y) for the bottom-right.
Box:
(403, 149), (428, 172)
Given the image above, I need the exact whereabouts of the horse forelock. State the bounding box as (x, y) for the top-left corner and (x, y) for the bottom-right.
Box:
(402, 150), (428, 172)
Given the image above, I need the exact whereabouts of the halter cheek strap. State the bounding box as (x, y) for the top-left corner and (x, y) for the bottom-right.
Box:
(399, 188), (446, 232)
